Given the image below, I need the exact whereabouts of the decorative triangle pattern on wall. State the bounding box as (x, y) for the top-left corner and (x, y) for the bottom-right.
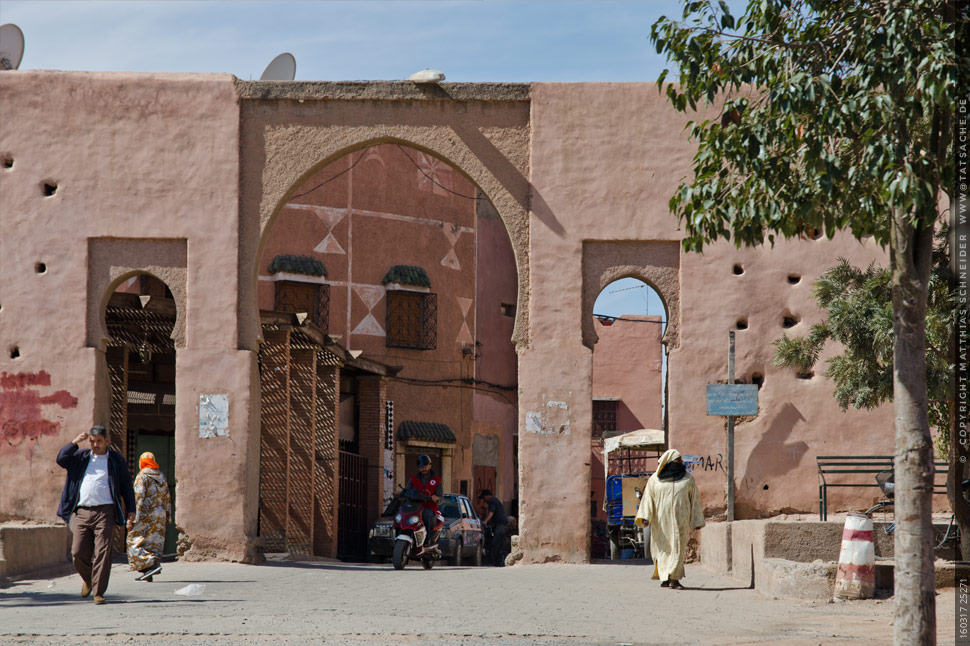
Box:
(352, 285), (386, 336)
(456, 296), (473, 345)
(312, 206), (348, 255)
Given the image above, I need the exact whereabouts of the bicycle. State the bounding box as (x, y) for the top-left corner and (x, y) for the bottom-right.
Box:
(864, 470), (967, 553)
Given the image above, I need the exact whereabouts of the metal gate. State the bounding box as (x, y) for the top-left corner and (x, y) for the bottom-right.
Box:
(337, 451), (369, 561)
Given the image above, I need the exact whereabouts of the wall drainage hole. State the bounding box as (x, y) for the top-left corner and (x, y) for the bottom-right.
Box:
(732, 264), (744, 275)
(2, 156), (12, 169)
(763, 484), (769, 491)
(43, 182), (58, 197)
(736, 318), (748, 330)
(796, 371), (814, 380)
(35, 262), (47, 274)
(787, 274), (801, 285)
(782, 315), (799, 328)
(10, 346), (20, 359)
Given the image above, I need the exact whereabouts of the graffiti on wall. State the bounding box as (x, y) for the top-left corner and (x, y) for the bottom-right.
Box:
(0, 371), (78, 458)
(682, 453), (725, 473)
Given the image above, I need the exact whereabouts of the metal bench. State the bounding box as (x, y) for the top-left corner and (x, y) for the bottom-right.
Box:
(816, 455), (950, 521)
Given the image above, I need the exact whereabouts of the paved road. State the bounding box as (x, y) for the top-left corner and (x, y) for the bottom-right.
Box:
(0, 557), (955, 645)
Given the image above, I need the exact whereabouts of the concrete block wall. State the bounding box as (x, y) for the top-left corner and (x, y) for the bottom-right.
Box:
(700, 519), (937, 600)
(0, 524), (68, 579)
(699, 521), (732, 576)
(702, 519), (894, 574)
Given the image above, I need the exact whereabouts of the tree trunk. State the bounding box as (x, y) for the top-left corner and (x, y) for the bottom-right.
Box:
(890, 209), (936, 646)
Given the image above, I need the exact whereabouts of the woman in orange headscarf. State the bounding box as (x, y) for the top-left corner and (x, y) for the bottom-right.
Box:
(126, 452), (171, 581)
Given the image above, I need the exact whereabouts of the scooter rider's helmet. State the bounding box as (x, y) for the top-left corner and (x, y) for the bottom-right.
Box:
(416, 454), (432, 467)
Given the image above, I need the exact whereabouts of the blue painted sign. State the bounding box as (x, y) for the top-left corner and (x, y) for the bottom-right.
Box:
(705, 384), (759, 416)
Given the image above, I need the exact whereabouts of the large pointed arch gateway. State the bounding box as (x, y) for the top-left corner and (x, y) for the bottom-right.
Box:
(239, 86), (531, 559)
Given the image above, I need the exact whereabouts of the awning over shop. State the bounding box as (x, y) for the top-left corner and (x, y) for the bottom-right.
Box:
(397, 421), (456, 444)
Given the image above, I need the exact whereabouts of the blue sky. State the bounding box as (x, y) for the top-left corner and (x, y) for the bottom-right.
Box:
(0, 1), (692, 82)
(593, 277), (666, 321)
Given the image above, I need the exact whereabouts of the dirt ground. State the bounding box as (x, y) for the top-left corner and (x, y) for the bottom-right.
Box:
(0, 557), (957, 645)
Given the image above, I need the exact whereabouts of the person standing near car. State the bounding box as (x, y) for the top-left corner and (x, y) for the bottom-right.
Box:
(478, 489), (508, 567)
(56, 425), (136, 605)
(410, 454), (442, 554)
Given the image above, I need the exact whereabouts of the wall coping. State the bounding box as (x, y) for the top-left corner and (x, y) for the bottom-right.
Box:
(234, 79), (532, 102)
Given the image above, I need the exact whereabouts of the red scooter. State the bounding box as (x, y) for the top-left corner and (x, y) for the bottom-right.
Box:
(390, 486), (444, 570)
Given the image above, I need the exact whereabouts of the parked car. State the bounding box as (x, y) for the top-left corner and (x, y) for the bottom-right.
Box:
(368, 493), (483, 566)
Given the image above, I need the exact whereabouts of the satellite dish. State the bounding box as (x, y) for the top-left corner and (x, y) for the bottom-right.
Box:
(260, 53), (296, 81)
(409, 68), (445, 84)
(0, 23), (25, 71)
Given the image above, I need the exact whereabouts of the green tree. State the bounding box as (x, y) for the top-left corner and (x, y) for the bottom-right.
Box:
(651, 2), (961, 643)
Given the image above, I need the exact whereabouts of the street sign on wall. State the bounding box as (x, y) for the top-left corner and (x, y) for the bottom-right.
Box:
(705, 384), (759, 416)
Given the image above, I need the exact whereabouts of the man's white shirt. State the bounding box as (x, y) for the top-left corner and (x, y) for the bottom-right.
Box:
(78, 452), (113, 506)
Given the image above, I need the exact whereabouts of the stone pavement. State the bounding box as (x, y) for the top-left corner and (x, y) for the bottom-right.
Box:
(0, 557), (956, 645)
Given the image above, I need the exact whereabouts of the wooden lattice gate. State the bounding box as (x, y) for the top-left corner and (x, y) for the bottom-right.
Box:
(258, 323), (341, 556)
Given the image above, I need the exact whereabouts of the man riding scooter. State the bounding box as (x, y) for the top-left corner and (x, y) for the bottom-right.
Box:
(411, 454), (442, 555)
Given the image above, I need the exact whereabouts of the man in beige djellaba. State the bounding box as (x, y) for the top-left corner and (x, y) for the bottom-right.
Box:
(635, 448), (705, 589)
(127, 451), (171, 582)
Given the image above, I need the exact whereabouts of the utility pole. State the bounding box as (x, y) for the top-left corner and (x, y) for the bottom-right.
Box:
(705, 331), (758, 524)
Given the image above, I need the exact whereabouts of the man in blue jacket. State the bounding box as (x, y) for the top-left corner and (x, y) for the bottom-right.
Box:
(57, 425), (136, 604)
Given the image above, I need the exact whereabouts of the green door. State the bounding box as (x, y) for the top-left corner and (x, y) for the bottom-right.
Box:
(133, 431), (177, 556)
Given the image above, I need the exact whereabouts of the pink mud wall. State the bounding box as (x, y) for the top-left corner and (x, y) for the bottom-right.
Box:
(522, 83), (897, 563)
(0, 72), (259, 561)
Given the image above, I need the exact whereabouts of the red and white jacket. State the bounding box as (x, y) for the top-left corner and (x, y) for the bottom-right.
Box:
(410, 472), (441, 512)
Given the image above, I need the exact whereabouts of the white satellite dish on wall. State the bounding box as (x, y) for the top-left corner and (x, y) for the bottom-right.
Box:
(260, 53), (296, 81)
(0, 23), (25, 70)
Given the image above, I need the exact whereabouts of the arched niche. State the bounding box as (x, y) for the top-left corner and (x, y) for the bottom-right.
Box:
(581, 241), (680, 351)
(86, 238), (187, 351)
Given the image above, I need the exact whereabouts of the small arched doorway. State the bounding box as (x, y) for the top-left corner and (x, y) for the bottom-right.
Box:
(104, 273), (178, 556)
(589, 277), (668, 559)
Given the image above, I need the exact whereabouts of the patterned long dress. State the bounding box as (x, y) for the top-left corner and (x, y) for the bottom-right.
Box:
(126, 468), (171, 571)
